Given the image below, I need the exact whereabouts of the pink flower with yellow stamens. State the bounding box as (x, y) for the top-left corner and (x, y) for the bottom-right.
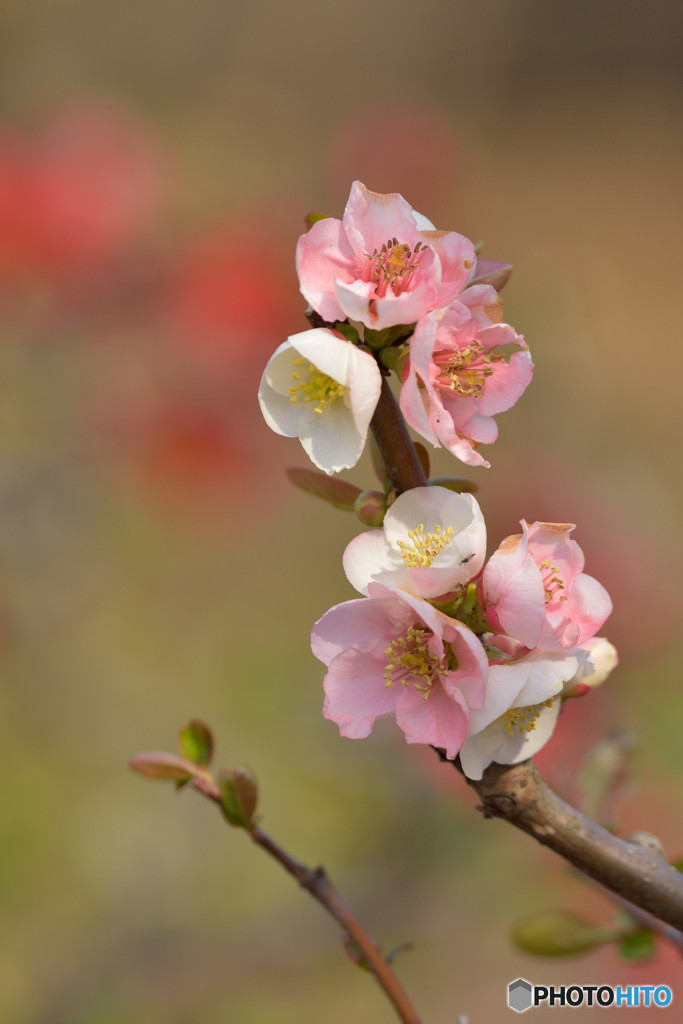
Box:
(479, 521), (613, 651)
(311, 584), (488, 759)
(400, 300), (533, 468)
(296, 181), (477, 330)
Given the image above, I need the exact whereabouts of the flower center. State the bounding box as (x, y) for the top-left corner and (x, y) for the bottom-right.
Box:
(503, 698), (555, 738)
(432, 340), (493, 398)
(396, 523), (455, 568)
(363, 237), (427, 298)
(383, 625), (457, 700)
(289, 357), (347, 414)
(538, 558), (569, 605)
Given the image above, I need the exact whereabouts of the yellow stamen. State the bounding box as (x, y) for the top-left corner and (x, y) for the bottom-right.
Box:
(383, 625), (457, 701)
(503, 698), (555, 738)
(538, 559), (568, 604)
(288, 357), (347, 414)
(396, 523), (455, 568)
(433, 340), (493, 398)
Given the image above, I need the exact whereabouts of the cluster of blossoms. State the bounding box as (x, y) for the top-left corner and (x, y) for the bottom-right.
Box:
(312, 487), (615, 778)
(259, 181), (532, 473)
(259, 183), (617, 777)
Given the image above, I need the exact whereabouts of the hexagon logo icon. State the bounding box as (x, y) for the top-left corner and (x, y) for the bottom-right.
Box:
(508, 978), (533, 1013)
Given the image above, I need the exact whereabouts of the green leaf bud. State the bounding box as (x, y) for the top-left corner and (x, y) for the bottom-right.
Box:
(178, 719), (214, 767)
(218, 765), (258, 828)
(511, 910), (617, 957)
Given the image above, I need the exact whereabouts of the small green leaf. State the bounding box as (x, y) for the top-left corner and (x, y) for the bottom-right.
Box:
(671, 857), (683, 874)
(619, 929), (656, 961)
(512, 911), (617, 958)
(285, 467), (361, 510)
(378, 345), (408, 375)
(178, 719), (214, 767)
(218, 765), (258, 828)
(428, 475), (478, 494)
(333, 322), (360, 344)
(304, 212), (329, 230)
(129, 752), (202, 782)
(363, 327), (392, 350)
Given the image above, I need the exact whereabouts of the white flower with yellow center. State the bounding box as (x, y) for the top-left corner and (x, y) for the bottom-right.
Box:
(343, 485), (486, 599)
(258, 328), (382, 475)
(458, 641), (579, 779)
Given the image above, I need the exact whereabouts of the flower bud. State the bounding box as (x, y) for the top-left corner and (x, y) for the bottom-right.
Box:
(564, 638), (618, 698)
(354, 490), (387, 527)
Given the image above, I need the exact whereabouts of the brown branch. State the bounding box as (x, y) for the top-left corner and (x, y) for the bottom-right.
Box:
(452, 757), (683, 932)
(190, 776), (423, 1024)
(370, 376), (427, 495)
(369, 370), (683, 934)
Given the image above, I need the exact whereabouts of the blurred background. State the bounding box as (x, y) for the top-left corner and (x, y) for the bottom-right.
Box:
(1, 1), (682, 1021)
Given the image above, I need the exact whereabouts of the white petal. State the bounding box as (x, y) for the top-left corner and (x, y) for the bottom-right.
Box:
(343, 530), (402, 596)
(298, 399), (364, 474)
(467, 651), (575, 735)
(260, 328), (381, 475)
(460, 697), (562, 780)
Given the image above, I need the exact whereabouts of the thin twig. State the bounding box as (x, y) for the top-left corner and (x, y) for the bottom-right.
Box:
(190, 776), (423, 1024)
(369, 380), (683, 933)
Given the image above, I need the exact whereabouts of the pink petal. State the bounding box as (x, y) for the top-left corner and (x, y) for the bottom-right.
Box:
(526, 522), (584, 581)
(439, 619), (489, 709)
(395, 683), (469, 760)
(477, 348), (534, 417)
(399, 364), (439, 446)
(342, 181), (420, 259)
(482, 531), (546, 647)
(420, 229), (476, 306)
(323, 647), (396, 739)
(541, 572), (613, 650)
(296, 216), (351, 323)
(311, 595), (408, 665)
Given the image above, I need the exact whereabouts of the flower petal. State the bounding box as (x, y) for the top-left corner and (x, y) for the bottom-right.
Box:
(395, 683), (469, 760)
(323, 647), (397, 738)
(342, 181), (420, 258)
(460, 697), (562, 780)
(296, 216), (351, 323)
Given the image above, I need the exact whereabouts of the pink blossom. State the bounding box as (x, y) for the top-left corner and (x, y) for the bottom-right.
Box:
(296, 181), (477, 330)
(480, 521), (613, 650)
(311, 584), (488, 759)
(400, 299), (533, 468)
(343, 485), (486, 600)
